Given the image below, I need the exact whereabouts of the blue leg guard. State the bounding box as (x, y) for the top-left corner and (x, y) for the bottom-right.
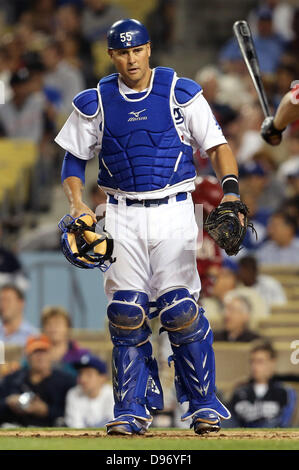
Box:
(157, 288), (231, 433)
(106, 290), (163, 435)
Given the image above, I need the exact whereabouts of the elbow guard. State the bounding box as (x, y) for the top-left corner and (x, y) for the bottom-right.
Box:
(61, 152), (87, 184)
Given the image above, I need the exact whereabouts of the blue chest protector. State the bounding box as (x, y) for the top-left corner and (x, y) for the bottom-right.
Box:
(97, 67), (197, 193)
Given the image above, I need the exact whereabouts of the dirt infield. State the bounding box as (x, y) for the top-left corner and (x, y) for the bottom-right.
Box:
(0, 429), (298, 440)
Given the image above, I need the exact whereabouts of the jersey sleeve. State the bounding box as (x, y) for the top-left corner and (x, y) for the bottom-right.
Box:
(185, 94), (227, 152)
(54, 109), (102, 161)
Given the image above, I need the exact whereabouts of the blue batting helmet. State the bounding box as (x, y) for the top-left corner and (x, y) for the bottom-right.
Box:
(107, 18), (150, 50)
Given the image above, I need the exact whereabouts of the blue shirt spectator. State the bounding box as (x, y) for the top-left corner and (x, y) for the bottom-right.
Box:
(255, 212), (299, 265)
(220, 7), (286, 74)
(0, 285), (38, 346)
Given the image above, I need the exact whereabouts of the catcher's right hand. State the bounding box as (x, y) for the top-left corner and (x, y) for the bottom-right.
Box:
(204, 200), (257, 256)
(261, 116), (284, 146)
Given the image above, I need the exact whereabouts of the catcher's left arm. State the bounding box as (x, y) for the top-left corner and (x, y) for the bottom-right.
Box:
(204, 144), (256, 255)
(207, 143), (243, 211)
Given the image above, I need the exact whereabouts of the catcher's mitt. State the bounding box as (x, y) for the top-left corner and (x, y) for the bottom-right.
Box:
(58, 213), (116, 271)
(204, 201), (256, 256)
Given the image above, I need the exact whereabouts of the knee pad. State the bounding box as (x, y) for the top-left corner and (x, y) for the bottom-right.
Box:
(157, 288), (206, 346)
(107, 290), (152, 347)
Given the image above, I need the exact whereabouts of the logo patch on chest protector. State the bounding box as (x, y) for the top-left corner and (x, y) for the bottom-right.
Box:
(128, 109), (148, 122)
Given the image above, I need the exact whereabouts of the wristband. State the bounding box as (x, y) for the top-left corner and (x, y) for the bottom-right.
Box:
(221, 174), (239, 196)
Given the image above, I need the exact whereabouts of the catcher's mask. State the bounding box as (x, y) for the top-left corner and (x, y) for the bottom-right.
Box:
(58, 214), (115, 271)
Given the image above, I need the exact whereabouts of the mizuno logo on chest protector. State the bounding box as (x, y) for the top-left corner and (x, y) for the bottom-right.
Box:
(128, 109), (147, 121)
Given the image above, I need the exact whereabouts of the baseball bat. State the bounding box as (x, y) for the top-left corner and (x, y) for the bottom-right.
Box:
(233, 20), (271, 118)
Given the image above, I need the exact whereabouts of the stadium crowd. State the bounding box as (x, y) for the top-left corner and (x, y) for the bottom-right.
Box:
(0, 0), (298, 428)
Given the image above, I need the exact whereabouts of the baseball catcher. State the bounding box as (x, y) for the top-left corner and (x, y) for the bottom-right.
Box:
(55, 17), (255, 437)
(58, 213), (115, 271)
(204, 200), (256, 256)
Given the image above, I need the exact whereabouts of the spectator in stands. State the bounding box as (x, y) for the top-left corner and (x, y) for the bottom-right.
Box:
(81, 0), (127, 43)
(0, 33), (24, 75)
(237, 103), (268, 165)
(25, 0), (57, 35)
(277, 127), (299, 191)
(286, 7), (299, 58)
(0, 334), (75, 427)
(146, 0), (177, 54)
(281, 196), (299, 233)
(41, 306), (90, 375)
(0, 225), (29, 292)
(200, 262), (238, 323)
(64, 353), (113, 428)
(55, 4), (96, 87)
(239, 161), (269, 199)
(238, 256), (287, 307)
(286, 169), (299, 200)
(0, 45), (13, 102)
(202, 258), (269, 324)
(248, 0), (295, 42)
(0, 285), (38, 346)
(0, 67), (48, 143)
(194, 66), (239, 133)
(238, 190), (269, 254)
(272, 63), (298, 109)
(213, 291), (262, 342)
(220, 7), (286, 75)
(255, 211), (299, 265)
(228, 341), (297, 427)
(41, 39), (85, 115)
(250, 150), (286, 213)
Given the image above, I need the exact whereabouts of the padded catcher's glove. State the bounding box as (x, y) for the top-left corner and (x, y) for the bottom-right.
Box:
(204, 200), (256, 256)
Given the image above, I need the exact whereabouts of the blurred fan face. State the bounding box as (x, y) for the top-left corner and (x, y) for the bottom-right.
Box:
(250, 350), (276, 383)
(257, 18), (273, 37)
(0, 288), (24, 322)
(238, 262), (257, 286)
(78, 367), (106, 396)
(41, 46), (60, 69)
(223, 298), (250, 332)
(268, 215), (295, 244)
(56, 5), (80, 33)
(43, 315), (70, 344)
(28, 349), (51, 373)
(212, 268), (237, 300)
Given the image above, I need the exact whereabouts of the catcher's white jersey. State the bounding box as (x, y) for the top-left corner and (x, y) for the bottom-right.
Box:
(56, 76), (227, 301)
(55, 79), (226, 199)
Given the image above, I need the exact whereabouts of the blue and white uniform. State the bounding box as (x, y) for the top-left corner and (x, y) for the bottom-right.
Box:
(56, 67), (230, 433)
